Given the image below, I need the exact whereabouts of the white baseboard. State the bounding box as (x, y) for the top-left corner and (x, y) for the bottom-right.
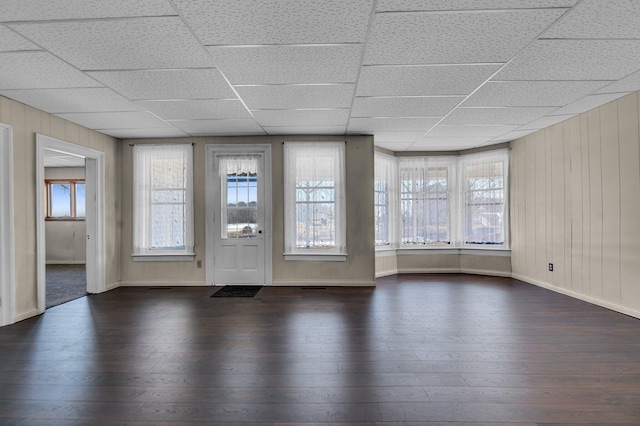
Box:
(376, 269), (398, 278)
(512, 273), (640, 320)
(105, 281), (119, 291)
(461, 268), (512, 278)
(272, 279), (376, 287)
(15, 308), (39, 322)
(118, 280), (205, 287)
(397, 267), (462, 274)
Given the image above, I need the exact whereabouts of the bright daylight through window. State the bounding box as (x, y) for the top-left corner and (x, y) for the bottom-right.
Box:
(133, 144), (194, 256)
(284, 142), (346, 256)
(46, 180), (85, 220)
(374, 149), (509, 249)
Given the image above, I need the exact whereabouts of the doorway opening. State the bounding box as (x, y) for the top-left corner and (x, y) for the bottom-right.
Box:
(43, 155), (87, 308)
(36, 134), (106, 313)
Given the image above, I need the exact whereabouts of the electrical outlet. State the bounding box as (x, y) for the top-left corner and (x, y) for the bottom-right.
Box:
(196, 260), (202, 268)
(548, 263), (554, 272)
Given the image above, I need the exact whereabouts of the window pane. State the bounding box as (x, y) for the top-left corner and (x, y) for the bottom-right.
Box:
(150, 204), (186, 249)
(400, 165), (450, 245)
(75, 183), (86, 218)
(224, 172), (258, 239)
(464, 160), (505, 245)
(50, 184), (71, 217)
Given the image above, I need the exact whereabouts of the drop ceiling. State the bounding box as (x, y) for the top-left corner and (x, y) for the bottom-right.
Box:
(1, 0), (640, 151)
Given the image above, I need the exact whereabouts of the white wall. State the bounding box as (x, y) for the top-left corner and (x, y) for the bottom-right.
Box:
(510, 92), (640, 319)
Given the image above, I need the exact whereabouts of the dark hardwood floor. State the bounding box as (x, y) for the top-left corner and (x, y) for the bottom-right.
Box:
(1, 274), (639, 425)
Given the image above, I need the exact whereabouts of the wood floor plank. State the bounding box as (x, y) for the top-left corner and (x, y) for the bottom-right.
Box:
(1, 274), (639, 424)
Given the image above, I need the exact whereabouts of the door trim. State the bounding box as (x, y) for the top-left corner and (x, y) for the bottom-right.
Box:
(36, 134), (106, 313)
(205, 144), (272, 286)
(0, 123), (15, 326)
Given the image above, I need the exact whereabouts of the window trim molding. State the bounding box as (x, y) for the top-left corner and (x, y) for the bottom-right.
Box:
(283, 141), (347, 257)
(132, 144), (194, 258)
(45, 179), (86, 221)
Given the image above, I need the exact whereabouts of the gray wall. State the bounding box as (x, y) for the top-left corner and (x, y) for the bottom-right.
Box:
(119, 135), (376, 287)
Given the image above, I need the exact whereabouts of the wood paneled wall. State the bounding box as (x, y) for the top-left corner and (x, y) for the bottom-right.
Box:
(511, 92), (640, 318)
(0, 95), (121, 321)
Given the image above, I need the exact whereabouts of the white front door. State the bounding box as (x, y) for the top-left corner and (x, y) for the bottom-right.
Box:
(207, 145), (271, 285)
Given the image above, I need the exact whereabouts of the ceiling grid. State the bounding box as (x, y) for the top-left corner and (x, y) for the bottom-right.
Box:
(0, 0), (639, 151)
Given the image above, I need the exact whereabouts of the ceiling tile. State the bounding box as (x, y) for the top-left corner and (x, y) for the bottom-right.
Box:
(351, 97), (460, 117)
(595, 69), (640, 94)
(0, 25), (39, 51)
(371, 132), (423, 143)
(364, 9), (566, 65)
(542, 0), (640, 39)
(0, 0), (176, 21)
(0, 52), (101, 90)
(57, 111), (173, 130)
(495, 40), (640, 81)
(411, 137), (491, 150)
(425, 125), (518, 138)
(9, 17), (214, 70)
(253, 109), (349, 127)
(442, 107), (557, 125)
(87, 69), (236, 101)
(209, 45), (362, 85)
(168, 119), (265, 135)
(376, 0), (577, 12)
(548, 93), (629, 116)
(43, 151), (85, 168)
(348, 117), (440, 133)
(97, 127), (190, 139)
(519, 114), (575, 130)
(374, 141), (414, 151)
(236, 84), (355, 110)
(357, 64), (501, 97)
(495, 129), (539, 141)
(463, 80), (612, 107)
(174, 0), (373, 45)
(136, 100), (252, 120)
(0, 88), (143, 113)
(264, 126), (346, 135)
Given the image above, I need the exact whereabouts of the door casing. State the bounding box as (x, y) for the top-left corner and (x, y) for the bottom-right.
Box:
(205, 144), (272, 286)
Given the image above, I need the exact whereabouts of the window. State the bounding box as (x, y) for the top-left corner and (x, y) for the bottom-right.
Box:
(219, 155), (260, 239)
(374, 152), (397, 246)
(399, 157), (454, 245)
(461, 151), (508, 245)
(133, 144), (194, 257)
(284, 142), (346, 256)
(378, 148), (509, 249)
(45, 180), (85, 220)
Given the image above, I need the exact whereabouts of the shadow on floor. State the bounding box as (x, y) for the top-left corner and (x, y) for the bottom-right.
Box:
(46, 264), (87, 309)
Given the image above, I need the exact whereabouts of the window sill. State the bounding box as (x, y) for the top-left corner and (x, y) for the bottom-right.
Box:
(132, 254), (195, 262)
(284, 253), (347, 262)
(395, 247), (510, 256)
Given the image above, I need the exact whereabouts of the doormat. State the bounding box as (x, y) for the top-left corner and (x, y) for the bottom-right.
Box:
(211, 285), (263, 298)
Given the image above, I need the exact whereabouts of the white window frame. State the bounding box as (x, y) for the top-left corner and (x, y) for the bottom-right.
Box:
(398, 156), (456, 247)
(132, 144), (194, 261)
(378, 148), (509, 251)
(284, 141), (346, 261)
(460, 149), (509, 249)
